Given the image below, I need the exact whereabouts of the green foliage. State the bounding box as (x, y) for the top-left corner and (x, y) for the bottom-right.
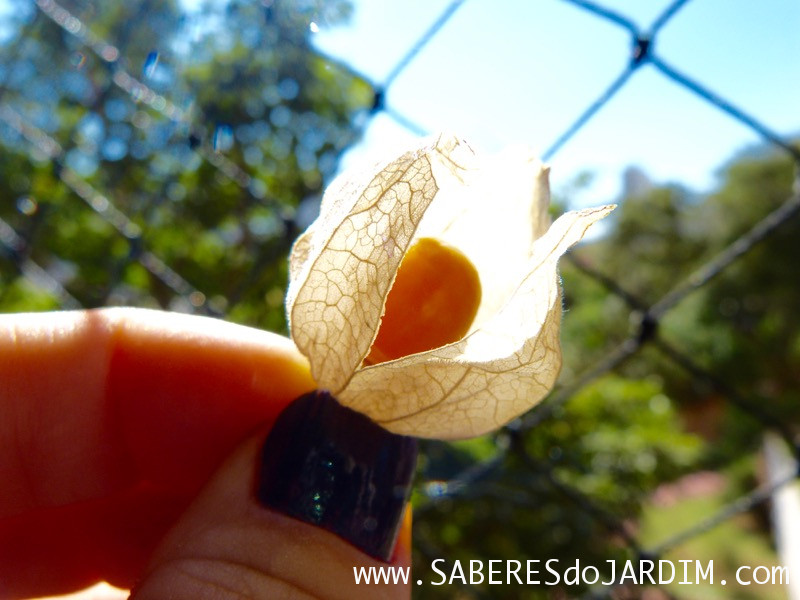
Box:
(588, 184), (707, 304)
(412, 146), (797, 598)
(694, 154), (800, 421)
(638, 457), (786, 600)
(566, 149), (800, 446)
(413, 375), (700, 598)
(548, 376), (700, 504)
(0, 0), (368, 329)
(0, 275), (61, 312)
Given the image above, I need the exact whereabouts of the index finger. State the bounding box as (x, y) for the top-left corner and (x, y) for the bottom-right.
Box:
(0, 307), (316, 518)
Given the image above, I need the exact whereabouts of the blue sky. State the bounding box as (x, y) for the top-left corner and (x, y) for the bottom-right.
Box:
(309, 0), (800, 207)
(3, 0), (798, 207)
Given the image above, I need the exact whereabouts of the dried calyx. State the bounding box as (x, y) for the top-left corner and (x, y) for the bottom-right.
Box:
(286, 134), (614, 440)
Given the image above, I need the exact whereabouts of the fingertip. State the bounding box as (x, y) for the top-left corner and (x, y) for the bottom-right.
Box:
(392, 504), (413, 565)
(256, 391), (417, 561)
(107, 308), (317, 492)
(134, 420), (413, 599)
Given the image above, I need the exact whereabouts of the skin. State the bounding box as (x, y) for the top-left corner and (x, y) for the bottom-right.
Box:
(0, 308), (411, 600)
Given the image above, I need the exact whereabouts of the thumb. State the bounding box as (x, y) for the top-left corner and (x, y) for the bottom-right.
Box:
(131, 391), (417, 600)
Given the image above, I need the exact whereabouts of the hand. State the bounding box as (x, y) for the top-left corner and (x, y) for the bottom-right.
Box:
(0, 308), (412, 599)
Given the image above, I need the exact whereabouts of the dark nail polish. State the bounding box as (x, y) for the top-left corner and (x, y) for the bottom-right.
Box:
(256, 390), (418, 562)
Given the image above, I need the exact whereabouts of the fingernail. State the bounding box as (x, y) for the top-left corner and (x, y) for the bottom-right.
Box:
(256, 390), (418, 562)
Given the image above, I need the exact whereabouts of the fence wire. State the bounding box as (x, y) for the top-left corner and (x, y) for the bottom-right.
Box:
(1, 0), (799, 598)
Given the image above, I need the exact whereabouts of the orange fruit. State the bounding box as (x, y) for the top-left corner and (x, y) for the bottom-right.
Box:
(366, 238), (481, 364)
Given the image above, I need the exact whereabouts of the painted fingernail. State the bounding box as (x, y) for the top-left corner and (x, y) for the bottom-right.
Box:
(256, 389), (418, 562)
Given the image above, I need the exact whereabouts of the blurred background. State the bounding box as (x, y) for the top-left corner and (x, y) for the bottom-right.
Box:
(1, 0), (799, 598)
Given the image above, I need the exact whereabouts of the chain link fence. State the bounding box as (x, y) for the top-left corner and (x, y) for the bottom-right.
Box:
(1, 0), (799, 598)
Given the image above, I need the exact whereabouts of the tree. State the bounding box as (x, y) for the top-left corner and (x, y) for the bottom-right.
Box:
(0, 0), (370, 333)
(413, 145), (798, 598)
